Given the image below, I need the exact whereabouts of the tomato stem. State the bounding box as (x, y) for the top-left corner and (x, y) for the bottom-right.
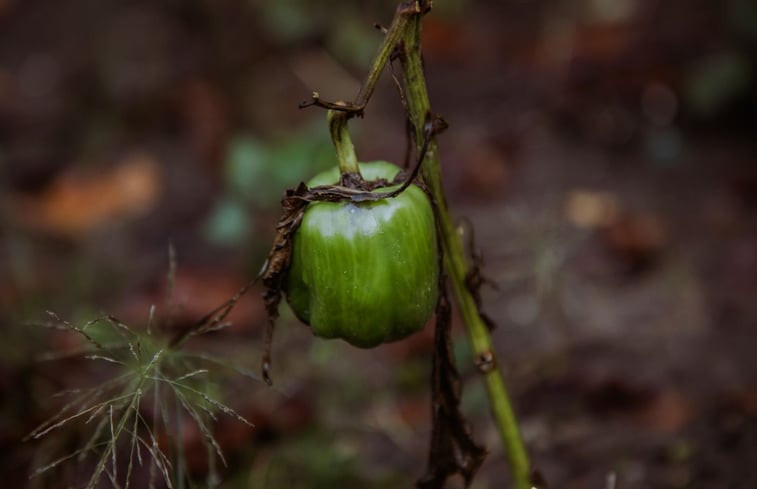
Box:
(327, 109), (362, 180)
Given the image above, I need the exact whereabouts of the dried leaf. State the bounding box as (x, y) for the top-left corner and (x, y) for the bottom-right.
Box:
(417, 287), (486, 488)
(15, 154), (162, 236)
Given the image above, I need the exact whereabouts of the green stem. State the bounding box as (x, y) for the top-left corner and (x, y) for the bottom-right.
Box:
(300, 3), (412, 114)
(328, 109), (361, 177)
(353, 5), (411, 109)
(399, 10), (532, 489)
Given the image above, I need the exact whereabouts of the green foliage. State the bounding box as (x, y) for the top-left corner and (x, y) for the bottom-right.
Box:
(232, 125), (336, 198)
(204, 122), (335, 247)
(204, 198), (252, 246)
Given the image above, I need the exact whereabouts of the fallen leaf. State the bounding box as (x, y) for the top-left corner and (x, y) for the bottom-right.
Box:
(565, 189), (620, 229)
(15, 153), (162, 236)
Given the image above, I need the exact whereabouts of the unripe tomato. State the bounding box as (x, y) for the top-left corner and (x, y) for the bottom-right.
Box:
(286, 161), (439, 347)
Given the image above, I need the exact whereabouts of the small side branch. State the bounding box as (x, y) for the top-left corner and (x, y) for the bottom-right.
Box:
(299, 1), (420, 118)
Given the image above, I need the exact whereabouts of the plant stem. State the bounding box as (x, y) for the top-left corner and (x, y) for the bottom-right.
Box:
(399, 9), (532, 489)
(303, 3), (533, 487)
(328, 110), (361, 176)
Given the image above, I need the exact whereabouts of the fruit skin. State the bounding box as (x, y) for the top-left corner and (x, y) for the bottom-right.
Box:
(286, 161), (439, 348)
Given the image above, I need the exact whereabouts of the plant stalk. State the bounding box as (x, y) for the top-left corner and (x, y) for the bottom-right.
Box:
(399, 8), (532, 489)
(303, 2), (533, 487)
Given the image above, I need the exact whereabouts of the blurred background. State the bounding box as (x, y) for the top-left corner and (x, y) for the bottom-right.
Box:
(1, 0), (756, 487)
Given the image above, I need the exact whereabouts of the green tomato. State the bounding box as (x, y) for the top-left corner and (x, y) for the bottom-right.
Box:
(286, 161), (439, 348)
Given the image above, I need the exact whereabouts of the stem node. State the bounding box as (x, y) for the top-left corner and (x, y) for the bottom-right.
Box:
(475, 350), (496, 374)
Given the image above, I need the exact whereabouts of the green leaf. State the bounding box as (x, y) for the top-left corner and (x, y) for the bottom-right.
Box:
(203, 198), (251, 246)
